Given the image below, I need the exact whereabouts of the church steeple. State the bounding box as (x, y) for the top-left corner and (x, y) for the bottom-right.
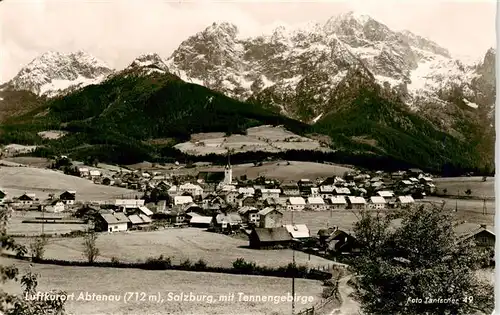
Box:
(223, 149), (232, 184)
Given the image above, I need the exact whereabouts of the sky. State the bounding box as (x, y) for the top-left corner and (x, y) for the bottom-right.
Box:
(0, 0), (497, 82)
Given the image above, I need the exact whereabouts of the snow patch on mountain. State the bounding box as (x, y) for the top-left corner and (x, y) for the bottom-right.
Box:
(8, 50), (113, 97)
(463, 98), (479, 109)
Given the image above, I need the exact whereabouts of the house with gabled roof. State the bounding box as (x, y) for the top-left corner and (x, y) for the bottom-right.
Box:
(287, 197), (306, 211)
(347, 196), (366, 210)
(307, 197), (328, 211)
(454, 223), (495, 249)
(96, 212), (129, 232)
(396, 196), (415, 206)
(258, 207), (283, 228)
(249, 227), (292, 249)
(18, 193), (36, 205)
(211, 212), (242, 233)
(77, 167), (90, 178)
(59, 190), (76, 205)
(328, 196), (347, 210)
(333, 187), (351, 195)
(238, 206), (260, 224)
(174, 195), (193, 206)
(369, 196), (386, 210)
(259, 188), (281, 199)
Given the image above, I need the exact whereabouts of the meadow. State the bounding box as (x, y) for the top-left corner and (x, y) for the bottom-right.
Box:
(433, 177), (494, 199)
(0, 257), (323, 315)
(0, 165), (139, 201)
(14, 228), (335, 270)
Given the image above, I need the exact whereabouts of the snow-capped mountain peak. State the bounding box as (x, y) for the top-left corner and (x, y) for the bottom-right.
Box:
(124, 53), (170, 75)
(8, 50), (113, 97)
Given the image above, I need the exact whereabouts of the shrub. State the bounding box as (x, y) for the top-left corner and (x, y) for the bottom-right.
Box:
(29, 236), (48, 261)
(110, 256), (120, 266)
(180, 259), (192, 268)
(194, 259), (207, 270)
(232, 258), (256, 272)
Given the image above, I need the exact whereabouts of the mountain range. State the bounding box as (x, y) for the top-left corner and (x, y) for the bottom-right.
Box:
(0, 11), (495, 174)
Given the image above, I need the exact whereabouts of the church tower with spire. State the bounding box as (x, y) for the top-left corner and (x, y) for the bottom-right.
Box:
(223, 150), (232, 185)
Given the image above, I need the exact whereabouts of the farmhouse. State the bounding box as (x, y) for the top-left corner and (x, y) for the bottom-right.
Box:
(128, 214), (152, 228)
(347, 196), (366, 210)
(115, 199), (145, 209)
(59, 191), (76, 205)
(189, 215), (212, 228)
(260, 188), (281, 199)
(397, 196), (415, 205)
(238, 206), (260, 225)
(307, 197), (328, 211)
(281, 183), (300, 196)
(179, 183), (203, 196)
(240, 196), (259, 207)
(249, 227), (293, 249)
(222, 190), (240, 205)
(96, 213), (129, 232)
(238, 187), (255, 196)
(325, 230), (360, 254)
(333, 187), (351, 195)
(18, 193), (36, 205)
(211, 213), (242, 232)
(78, 167), (90, 177)
(454, 223), (495, 248)
(328, 196), (347, 210)
(284, 224), (310, 239)
(377, 190), (395, 200)
(369, 196), (386, 210)
(44, 200), (65, 213)
(259, 207), (283, 228)
(287, 197), (306, 211)
(89, 170), (101, 179)
(174, 195), (193, 205)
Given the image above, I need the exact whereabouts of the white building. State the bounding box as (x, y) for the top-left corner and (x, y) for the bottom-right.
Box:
(174, 195), (193, 205)
(260, 188), (281, 199)
(115, 199), (145, 209)
(369, 196), (386, 210)
(89, 170), (101, 179)
(307, 197), (328, 211)
(397, 196), (415, 205)
(238, 187), (255, 196)
(334, 187), (351, 195)
(179, 183), (204, 196)
(329, 196), (347, 210)
(347, 196), (366, 210)
(45, 201), (65, 213)
(287, 197), (306, 211)
(100, 213), (129, 232)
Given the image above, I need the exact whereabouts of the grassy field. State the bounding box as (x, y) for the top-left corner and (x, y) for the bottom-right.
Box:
(167, 161), (353, 182)
(0, 257), (323, 315)
(174, 125), (333, 156)
(0, 166), (139, 201)
(7, 211), (88, 236)
(14, 228), (335, 270)
(2, 157), (52, 168)
(283, 198), (495, 236)
(433, 177), (494, 199)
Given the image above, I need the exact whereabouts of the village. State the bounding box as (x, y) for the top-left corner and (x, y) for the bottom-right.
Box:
(0, 155), (493, 260)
